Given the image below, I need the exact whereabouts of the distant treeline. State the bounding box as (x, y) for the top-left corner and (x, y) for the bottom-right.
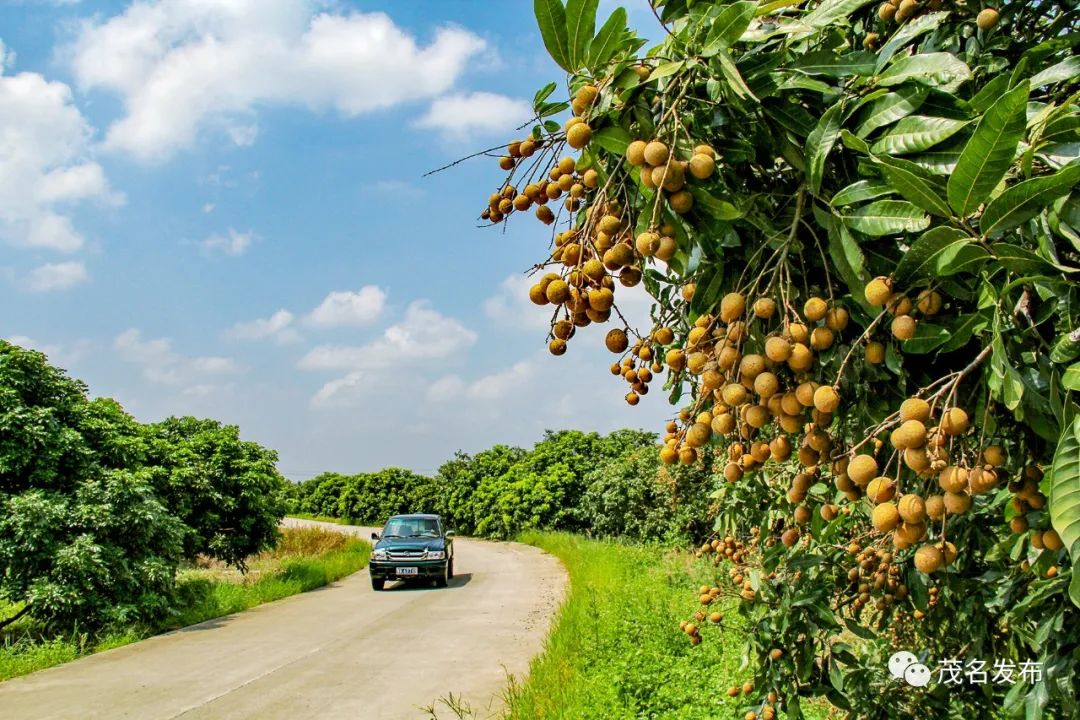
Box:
(286, 429), (718, 542)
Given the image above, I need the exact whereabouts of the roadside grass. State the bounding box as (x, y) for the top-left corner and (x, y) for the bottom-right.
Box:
(499, 532), (829, 720)
(286, 512), (358, 526)
(0, 526), (369, 682)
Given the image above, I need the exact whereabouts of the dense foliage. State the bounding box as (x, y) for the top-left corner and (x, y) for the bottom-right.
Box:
(467, 0), (1080, 716)
(286, 429), (717, 543)
(0, 341), (287, 630)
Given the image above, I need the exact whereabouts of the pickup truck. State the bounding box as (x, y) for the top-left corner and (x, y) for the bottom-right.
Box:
(369, 513), (455, 590)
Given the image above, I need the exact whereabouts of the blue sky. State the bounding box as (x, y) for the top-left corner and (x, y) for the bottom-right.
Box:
(1, 0), (669, 478)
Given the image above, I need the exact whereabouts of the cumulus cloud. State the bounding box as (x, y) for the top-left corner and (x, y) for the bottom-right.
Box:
(0, 59), (121, 254)
(5, 334), (92, 368)
(307, 286), (387, 328)
(414, 91), (533, 140)
(301, 300), (477, 373)
(228, 309), (302, 345)
(68, 0), (488, 161)
(114, 328), (240, 393)
(23, 261), (89, 292)
(198, 228), (257, 257)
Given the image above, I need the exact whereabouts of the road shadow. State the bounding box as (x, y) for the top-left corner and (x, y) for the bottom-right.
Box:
(383, 573), (473, 591)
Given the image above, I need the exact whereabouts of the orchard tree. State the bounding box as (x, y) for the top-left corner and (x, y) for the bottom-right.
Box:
(0, 343), (185, 629)
(144, 417), (287, 570)
(468, 0), (1080, 716)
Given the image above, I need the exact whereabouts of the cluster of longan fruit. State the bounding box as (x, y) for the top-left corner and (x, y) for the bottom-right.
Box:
(609, 336), (663, 406)
(655, 290), (849, 473)
(864, 275), (942, 342)
(727, 685), (780, 720)
(487, 154), (600, 226)
(843, 546), (910, 621)
(1009, 464), (1066, 572)
(624, 138), (715, 215)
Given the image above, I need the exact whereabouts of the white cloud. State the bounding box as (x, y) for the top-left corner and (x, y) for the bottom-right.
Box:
(5, 334), (92, 368)
(307, 286), (387, 328)
(300, 300), (477, 373)
(428, 360), (533, 403)
(311, 370), (371, 408)
(114, 328), (240, 394)
(228, 309), (302, 345)
(414, 91), (532, 140)
(199, 228), (257, 257)
(23, 261), (89, 292)
(0, 61), (121, 253)
(69, 1), (488, 161)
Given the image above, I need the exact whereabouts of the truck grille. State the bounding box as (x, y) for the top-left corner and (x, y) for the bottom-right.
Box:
(387, 549), (426, 560)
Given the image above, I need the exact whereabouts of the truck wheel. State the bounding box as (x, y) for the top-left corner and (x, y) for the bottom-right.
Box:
(447, 558), (454, 579)
(371, 577), (384, 591)
(435, 563), (449, 588)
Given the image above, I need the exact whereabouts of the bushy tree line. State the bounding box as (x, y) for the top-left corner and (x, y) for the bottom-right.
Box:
(0, 341), (287, 631)
(287, 428), (717, 542)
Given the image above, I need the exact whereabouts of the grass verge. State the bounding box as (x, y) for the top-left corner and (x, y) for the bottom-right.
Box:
(0, 526), (369, 682)
(286, 512), (358, 526)
(500, 532), (828, 720)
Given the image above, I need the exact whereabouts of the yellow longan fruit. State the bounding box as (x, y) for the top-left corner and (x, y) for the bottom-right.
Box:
(940, 407), (970, 436)
(765, 336), (792, 362)
(977, 7), (999, 30)
(656, 235), (677, 262)
(943, 491), (972, 515)
(689, 153), (715, 179)
(981, 445), (1005, 467)
(825, 307), (849, 332)
(810, 327), (834, 351)
(787, 343), (814, 371)
(878, 2), (897, 20)
(804, 297), (828, 321)
(682, 283), (696, 301)
(848, 454), (878, 486)
(686, 422), (712, 448)
(659, 446), (677, 464)
(605, 328), (629, 353)
(720, 293), (746, 322)
(867, 477), (896, 504)
(914, 545), (944, 574)
(873, 502), (900, 532)
(754, 297), (777, 319)
(866, 341), (885, 364)
(536, 205), (555, 224)
(670, 190), (694, 214)
(899, 397), (930, 423)
(626, 140), (647, 166)
(865, 276), (892, 306)
(939, 465), (969, 493)
(567, 121), (592, 149)
(549, 338), (567, 356)
(898, 494), (927, 524)
(891, 419), (927, 450)
(925, 495), (945, 520)
(813, 385), (841, 413)
(892, 315), (917, 340)
(1043, 530), (1064, 551)
(916, 289), (942, 315)
(636, 231), (660, 257)
(545, 279), (570, 305)
(643, 141), (670, 166)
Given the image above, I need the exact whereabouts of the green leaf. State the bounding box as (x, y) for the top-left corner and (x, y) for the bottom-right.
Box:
(902, 322), (950, 354)
(874, 157), (953, 217)
(716, 52), (755, 100)
(565, 0), (598, 70)
(591, 126), (632, 155)
(648, 60), (685, 82)
(702, 1), (756, 55)
(980, 161), (1080, 235)
(1049, 416), (1080, 591)
(870, 116), (969, 155)
(1029, 56), (1080, 89)
(802, 0), (876, 28)
(907, 150), (961, 175)
(878, 52), (971, 92)
(991, 242), (1059, 275)
(587, 7), (627, 68)
(831, 179), (894, 206)
(817, 206), (873, 313)
(1063, 363), (1080, 391)
(806, 100), (844, 194)
(991, 335), (1025, 410)
(690, 188), (742, 220)
(875, 11), (948, 72)
(893, 226), (989, 285)
(856, 87), (928, 139)
(533, 82), (557, 109)
(1051, 331), (1080, 364)
(792, 50), (876, 77)
(534, 0), (572, 71)
(947, 83), (1030, 216)
(840, 200), (931, 236)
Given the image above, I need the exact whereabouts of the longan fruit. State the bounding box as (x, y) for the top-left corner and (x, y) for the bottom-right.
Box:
(865, 276), (892, 306)
(626, 140), (647, 166)
(549, 338), (567, 356)
(804, 297), (828, 321)
(977, 7), (999, 30)
(865, 341), (885, 364)
(813, 385), (841, 413)
(499, 156), (515, 170)
(891, 315), (917, 340)
(567, 122), (592, 149)
(720, 292), (746, 322)
(939, 466), (969, 493)
(765, 336), (792, 362)
(810, 327), (834, 351)
(682, 283), (697, 301)
(848, 454), (879, 486)
(545, 279), (570, 305)
(688, 153), (715, 179)
(867, 477), (896, 504)
(669, 190), (694, 214)
(916, 289), (942, 315)
(940, 407), (970, 436)
(656, 235), (677, 261)
(643, 140), (670, 166)
(878, 2), (897, 20)
(1043, 529), (1063, 551)
(925, 495), (945, 520)
(899, 397), (930, 423)
(754, 297), (777, 318)
(872, 502), (900, 532)
(825, 307), (849, 332)
(536, 205), (555, 224)
(605, 328), (629, 353)
(943, 491), (972, 515)
(914, 545), (944, 574)
(898, 494), (927, 524)
(636, 231), (661, 256)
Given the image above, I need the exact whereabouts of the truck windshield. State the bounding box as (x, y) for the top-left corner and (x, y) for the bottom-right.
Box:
(382, 518), (440, 537)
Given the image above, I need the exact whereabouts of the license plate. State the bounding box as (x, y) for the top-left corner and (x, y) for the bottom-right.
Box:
(396, 567), (418, 576)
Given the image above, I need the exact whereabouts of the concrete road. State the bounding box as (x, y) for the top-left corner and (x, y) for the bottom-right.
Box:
(0, 518), (566, 720)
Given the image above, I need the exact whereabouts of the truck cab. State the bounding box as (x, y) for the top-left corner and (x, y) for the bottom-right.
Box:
(368, 514), (455, 590)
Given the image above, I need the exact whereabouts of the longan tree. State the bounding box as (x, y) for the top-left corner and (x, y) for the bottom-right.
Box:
(465, 0), (1080, 716)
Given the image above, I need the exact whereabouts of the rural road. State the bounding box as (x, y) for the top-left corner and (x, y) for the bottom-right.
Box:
(0, 518), (567, 720)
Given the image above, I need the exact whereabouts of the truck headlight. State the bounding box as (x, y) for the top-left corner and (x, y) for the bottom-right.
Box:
(425, 550), (446, 560)
(372, 549), (388, 560)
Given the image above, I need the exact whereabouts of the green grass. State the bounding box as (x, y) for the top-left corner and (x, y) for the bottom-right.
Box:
(502, 532), (829, 720)
(286, 512), (358, 525)
(0, 526), (370, 682)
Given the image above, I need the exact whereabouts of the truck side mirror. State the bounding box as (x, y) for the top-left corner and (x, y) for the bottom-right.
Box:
(445, 530), (456, 538)
(370, 532), (380, 540)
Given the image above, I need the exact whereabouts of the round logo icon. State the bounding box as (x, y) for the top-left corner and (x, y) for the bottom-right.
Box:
(889, 651), (918, 680)
(904, 662), (932, 687)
